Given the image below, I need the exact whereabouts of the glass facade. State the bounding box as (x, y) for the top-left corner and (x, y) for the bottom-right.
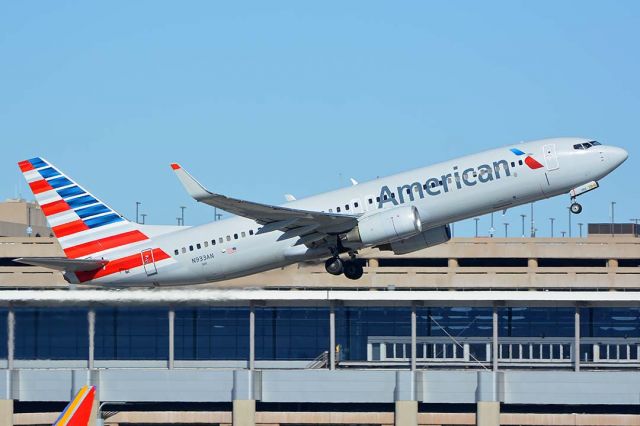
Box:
(0, 306), (636, 361)
(95, 308), (168, 360)
(15, 308), (87, 360)
(256, 308), (329, 360)
(175, 308), (249, 360)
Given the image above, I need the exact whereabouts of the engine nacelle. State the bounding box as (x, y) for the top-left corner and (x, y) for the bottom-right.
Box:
(381, 225), (451, 255)
(344, 205), (422, 246)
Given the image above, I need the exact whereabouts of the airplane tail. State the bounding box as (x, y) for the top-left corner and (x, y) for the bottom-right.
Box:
(18, 157), (148, 260)
(53, 385), (96, 426)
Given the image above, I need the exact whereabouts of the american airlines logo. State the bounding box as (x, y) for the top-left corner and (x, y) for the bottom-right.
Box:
(378, 149), (542, 208)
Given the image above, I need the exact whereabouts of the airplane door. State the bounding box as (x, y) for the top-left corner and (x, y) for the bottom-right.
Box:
(141, 248), (158, 276)
(543, 144), (559, 171)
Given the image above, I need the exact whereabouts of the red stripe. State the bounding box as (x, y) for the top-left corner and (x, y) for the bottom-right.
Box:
(52, 220), (90, 238)
(18, 160), (34, 172)
(525, 156), (544, 170)
(64, 230), (149, 259)
(76, 248), (170, 283)
(41, 199), (71, 216)
(29, 179), (54, 194)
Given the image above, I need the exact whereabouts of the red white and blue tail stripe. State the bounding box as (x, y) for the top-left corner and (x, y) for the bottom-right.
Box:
(18, 157), (175, 284)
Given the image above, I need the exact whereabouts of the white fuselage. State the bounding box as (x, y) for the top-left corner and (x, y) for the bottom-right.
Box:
(88, 137), (627, 286)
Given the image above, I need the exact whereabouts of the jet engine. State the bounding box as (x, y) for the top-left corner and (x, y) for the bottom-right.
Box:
(379, 225), (451, 255)
(344, 205), (422, 246)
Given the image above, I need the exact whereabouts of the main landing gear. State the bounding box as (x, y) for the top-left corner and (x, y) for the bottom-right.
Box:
(325, 256), (364, 280)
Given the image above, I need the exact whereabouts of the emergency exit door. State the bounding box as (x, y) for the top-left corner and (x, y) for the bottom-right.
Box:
(141, 248), (157, 276)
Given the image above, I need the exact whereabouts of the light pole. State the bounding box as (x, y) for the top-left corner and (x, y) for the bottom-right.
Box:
(550, 217), (555, 238)
(489, 212), (495, 238)
(135, 201), (141, 224)
(176, 217), (182, 226)
(141, 213), (147, 225)
(180, 206), (186, 226)
(578, 223), (584, 238)
(520, 214), (526, 237)
(530, 202), (535, 237)
(474, 218), (480, 237)
(610, 201), (616, 237)
(503, 222), (509, 238)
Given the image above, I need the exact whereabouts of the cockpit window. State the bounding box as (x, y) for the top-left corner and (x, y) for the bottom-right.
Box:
(574, 141), (601, 150)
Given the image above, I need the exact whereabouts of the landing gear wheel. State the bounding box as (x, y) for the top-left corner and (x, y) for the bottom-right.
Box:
(343, 261), (364, 280)
(570, 202), (583, 215)
(325, 257), (344, 275)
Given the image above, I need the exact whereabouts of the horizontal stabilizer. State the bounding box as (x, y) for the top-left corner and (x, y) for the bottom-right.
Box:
(14, 257), (107, 272)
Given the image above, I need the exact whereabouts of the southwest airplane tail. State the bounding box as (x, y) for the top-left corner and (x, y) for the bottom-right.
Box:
(53, 385), (96, 426)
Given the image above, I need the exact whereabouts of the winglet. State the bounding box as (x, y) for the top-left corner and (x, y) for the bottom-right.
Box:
(170, 163), (212, 201)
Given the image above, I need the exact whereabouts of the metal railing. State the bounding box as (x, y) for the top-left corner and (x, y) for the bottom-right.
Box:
(366, 336), (640, 368)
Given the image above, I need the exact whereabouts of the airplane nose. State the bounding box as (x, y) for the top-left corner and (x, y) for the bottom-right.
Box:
(608, 146), (629, 167)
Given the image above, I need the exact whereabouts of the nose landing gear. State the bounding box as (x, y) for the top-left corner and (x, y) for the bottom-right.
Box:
(570, 201), (583, 215)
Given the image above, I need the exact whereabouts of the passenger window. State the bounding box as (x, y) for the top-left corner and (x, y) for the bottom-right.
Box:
(406, 188), (411, 195)
(511, 162), (515, 167)
(345, 204), (350, 211)
(430, 182), (436, 188)
(376, 196), (381, 202)
(249, 230), (254, 235)
(368, 198), (373, 204)
(219, 237), (224, 244)
(241, 231), (246, 238)
(354, 202), (359, 208)
(181, 247), (186, 254)
(422, 184), (427, 190)
(204, 241), (208, 247)
(439, 180), (443, 186)
(189, 245), (194, 251)
(234, 233), (238, 239)
(226, 235), (231, 241)
(383, 195), (388, 200)
(518, 160), (523, 165)
(337, 207), (341, 212)
(329, 208), (333, 212)
(391, 193), (395, 198)
(174, 249), (179, 256)
(196, 243), (201, 249)
(212, 239), (216, 245)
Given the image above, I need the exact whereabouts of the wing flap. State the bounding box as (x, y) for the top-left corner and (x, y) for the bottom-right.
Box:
(14, 257), (107, 272)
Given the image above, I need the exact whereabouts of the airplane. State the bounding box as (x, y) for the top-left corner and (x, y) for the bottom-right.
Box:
(53, 385), (96, 426)
(15, 137), (627, 287)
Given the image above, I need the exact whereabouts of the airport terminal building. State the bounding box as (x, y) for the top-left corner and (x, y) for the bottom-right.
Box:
(0, 202), (639, 426)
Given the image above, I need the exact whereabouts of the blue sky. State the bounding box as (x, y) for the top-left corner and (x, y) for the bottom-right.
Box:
(1, 1), (638, 237)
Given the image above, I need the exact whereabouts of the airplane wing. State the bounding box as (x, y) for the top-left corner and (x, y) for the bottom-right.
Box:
(14, 257), (107, 272)
(171, 163), (359, 235)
